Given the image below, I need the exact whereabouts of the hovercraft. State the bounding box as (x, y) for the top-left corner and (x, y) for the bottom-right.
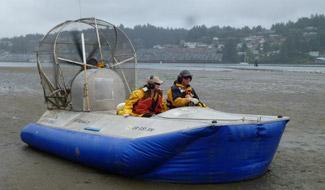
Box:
(21, 18), (289, 184)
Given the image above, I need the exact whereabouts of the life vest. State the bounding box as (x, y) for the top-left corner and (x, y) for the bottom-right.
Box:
(176, 83), (194, 97)
(167, 82), (207, 108)
(133, 95), (164, 115)
(183, 87), (194, 96)
(167, 83), (194, 107)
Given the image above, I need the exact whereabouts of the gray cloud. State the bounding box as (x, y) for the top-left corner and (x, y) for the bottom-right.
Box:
(0, 0), (324, 38)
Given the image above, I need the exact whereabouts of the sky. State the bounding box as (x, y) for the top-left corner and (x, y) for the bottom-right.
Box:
(0, 0), (325, 38)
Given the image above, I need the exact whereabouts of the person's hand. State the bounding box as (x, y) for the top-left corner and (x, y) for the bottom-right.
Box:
(190, 98), (199, 105)
(186, 95), (193, 103)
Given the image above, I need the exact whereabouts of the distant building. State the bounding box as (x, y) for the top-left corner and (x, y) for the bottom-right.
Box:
(309, 51), (319, 57)
(237, 51), (246, 56)
(303, 32), (318, 37)
(236, 43), (243, 49)
(304, 26), (317, 31)
(153, 45), (164, 49)
(212, 37), (219, 41)
(196, 43), (210, 48)
(183, 42), (210, 49)
(0, 39), (13, 47)
(183, 42), (196, 48)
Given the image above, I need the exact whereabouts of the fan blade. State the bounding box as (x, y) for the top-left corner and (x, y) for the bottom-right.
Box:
(71, 31), (83, 61)
(57, 57), (97, 68)
(87, 44), (99, 61)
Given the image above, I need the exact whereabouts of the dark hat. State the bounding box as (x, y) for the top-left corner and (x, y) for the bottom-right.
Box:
(179, 70), (192, 77)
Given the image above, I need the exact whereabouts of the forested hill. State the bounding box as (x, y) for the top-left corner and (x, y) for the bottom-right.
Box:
(1, 14), (325, 63)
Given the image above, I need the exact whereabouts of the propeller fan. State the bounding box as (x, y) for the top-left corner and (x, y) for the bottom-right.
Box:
(57, 30), (99, 68)
(37, 18), (137, 110)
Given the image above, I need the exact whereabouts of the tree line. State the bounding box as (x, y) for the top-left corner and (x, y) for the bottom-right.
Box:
(1, 14), (324, 63)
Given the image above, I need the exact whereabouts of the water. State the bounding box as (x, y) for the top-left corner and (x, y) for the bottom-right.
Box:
(0, 62), (36, 67)
(1, 61), (325, 73)
(137, 63), (325, 73)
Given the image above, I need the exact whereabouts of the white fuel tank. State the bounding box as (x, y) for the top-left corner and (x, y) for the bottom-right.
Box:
(71, 69), (126, 111)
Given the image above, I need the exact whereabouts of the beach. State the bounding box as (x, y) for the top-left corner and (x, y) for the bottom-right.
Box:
(0, 66), (324, 190)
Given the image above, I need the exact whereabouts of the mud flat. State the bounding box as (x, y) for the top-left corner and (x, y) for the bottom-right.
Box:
(0, 67), (324, 190)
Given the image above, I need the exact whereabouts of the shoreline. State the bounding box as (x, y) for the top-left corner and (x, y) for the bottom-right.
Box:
(1, 63), (325, 75)
(1, 60), (325, 65)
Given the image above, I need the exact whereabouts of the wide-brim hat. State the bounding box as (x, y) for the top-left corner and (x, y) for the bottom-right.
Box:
(147, 75), (163, 84)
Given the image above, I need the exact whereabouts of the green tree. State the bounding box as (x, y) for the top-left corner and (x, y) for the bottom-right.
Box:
(223, 38), (239, 63)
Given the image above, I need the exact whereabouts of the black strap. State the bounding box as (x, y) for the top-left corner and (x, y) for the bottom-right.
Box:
(149, 93), (159, 113)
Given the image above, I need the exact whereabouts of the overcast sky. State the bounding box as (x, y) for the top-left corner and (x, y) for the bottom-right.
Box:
(0, 0), (324, 38)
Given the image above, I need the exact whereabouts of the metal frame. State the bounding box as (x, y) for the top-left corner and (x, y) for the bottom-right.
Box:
(37, 17), (137, 110)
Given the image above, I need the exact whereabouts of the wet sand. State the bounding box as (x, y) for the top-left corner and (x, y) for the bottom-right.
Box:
(1, 67), (324, 190)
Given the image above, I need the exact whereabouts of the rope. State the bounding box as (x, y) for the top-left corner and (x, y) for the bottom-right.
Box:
(157, 115), (262, 123)
(81, 32), (90, 111)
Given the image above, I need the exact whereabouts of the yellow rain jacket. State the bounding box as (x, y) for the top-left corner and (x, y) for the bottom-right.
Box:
(167, 82), (206, 108)
(118, 87), (168, 117)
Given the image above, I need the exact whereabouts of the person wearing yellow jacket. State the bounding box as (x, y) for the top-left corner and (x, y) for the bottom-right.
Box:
(118, 75), (168, 117)
(167, 70), (206, 108)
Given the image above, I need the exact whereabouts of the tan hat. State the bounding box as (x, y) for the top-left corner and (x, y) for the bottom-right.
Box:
(147, 75), (163, 84)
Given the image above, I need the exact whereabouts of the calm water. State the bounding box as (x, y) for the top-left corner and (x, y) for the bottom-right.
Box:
(137, 63), (325, 73)
(1, 61), (325, 73)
